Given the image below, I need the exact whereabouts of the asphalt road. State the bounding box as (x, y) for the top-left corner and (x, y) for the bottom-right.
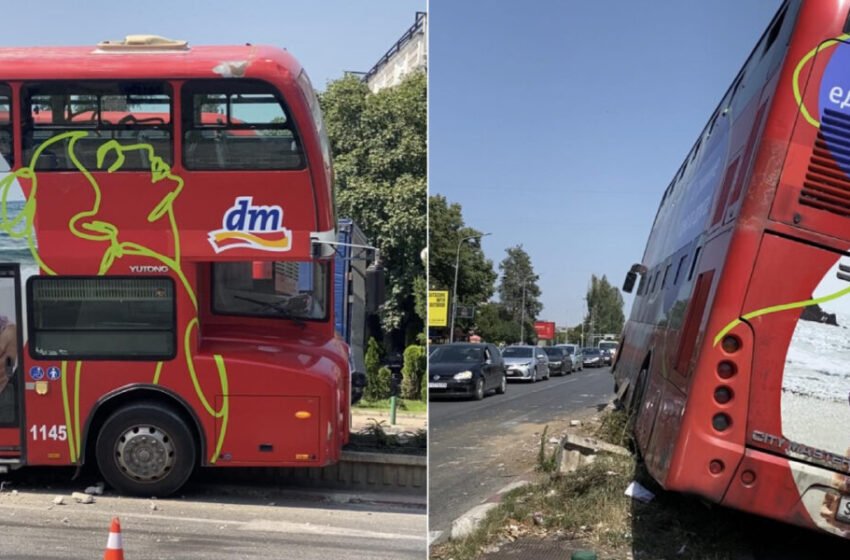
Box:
(0, 476), (426, 559)
(428, 366), (615, 540)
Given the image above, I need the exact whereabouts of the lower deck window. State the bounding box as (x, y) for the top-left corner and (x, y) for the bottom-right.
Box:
(29, 277), (175, 360)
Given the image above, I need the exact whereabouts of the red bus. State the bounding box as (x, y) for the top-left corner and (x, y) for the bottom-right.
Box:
(616, 1), (850, 537)
(0, 35), (360, 496)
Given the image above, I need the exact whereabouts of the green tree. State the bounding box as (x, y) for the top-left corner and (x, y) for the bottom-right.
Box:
(583, 275), (625, 344)
(364, 337), (387, 402)
(498, 245), (542, 344)
(428, 195), (497, 311)
(473, 302), (518, 344)
(401, 344), (426, 400)
(320, 72), (426, 348)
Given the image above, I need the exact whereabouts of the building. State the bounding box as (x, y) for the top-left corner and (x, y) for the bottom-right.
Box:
(364, 11), (427, 93)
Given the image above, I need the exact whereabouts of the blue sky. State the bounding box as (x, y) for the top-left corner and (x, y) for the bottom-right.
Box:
(430, 0), (783, 328)
(0, 0), (423, 89)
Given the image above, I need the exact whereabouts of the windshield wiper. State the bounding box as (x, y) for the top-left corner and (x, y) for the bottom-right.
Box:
(233, 295), (306, 327)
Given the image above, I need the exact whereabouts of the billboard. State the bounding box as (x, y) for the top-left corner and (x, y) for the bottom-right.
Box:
(534, 321), (555, 340)
(428, 290), (449, 327)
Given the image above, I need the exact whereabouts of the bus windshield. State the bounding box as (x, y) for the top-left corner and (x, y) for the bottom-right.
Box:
(213, 261), (328, 321)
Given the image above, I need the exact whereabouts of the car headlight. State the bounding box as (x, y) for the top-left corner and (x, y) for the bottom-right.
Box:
(453, 370), (473, 380)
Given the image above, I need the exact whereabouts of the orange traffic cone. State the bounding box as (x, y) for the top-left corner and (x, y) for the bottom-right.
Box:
(103, 517), (125, 560)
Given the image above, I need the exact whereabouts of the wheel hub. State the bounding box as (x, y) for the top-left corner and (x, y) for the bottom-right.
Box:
(115, 425), (174, 481)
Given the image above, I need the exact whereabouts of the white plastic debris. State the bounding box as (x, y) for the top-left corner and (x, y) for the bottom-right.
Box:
(71, 492), (94, 504)
(84, 483), (104, 496)
(570, 420), (582, 427)
(149, 501), (158, 511)
(624, 481), (655, 503)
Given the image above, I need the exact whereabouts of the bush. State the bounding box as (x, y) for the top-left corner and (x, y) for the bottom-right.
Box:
(364, 337), (390, 401)
(401, 344), (426, 400)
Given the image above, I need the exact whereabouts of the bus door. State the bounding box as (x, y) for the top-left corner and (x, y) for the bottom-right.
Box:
(0, 264), (23, 459)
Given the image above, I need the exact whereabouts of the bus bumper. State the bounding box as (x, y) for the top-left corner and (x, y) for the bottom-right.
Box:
(721, 447), (850, 538)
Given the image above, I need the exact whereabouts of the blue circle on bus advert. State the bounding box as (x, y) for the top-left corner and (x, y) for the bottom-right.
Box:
(820, 42), (850, 176)
(46, 366), (61, 381)
(29, 366), (44, 381)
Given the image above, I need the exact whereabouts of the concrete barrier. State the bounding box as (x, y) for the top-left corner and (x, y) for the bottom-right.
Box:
(200, 450), (427, 496)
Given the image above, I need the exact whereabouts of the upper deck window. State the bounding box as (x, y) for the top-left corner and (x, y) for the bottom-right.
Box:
(0, 85), (11, 169)
(22, 81), (172, 171)
(182, 80), (304, 170)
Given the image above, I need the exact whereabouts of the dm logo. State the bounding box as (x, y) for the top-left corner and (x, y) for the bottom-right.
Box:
(208, 196), (292, 254)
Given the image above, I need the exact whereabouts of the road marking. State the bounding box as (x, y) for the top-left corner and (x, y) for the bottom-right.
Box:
(241, 519), (425, 541)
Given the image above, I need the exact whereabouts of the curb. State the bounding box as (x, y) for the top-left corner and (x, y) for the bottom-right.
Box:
(432, 477), (534, 547)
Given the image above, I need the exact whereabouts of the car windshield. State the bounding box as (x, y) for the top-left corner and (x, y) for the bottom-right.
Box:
(543, 348), (561, 357)
(561, 346), (575, 355)
(431, 346), (483, 363)
(502, 347), (532, 358)
(584, 348), (600, 355)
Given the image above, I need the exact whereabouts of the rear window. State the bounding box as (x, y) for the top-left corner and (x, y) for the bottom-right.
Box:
(502, 347), (532, 358)
(182, 80), (303, 170)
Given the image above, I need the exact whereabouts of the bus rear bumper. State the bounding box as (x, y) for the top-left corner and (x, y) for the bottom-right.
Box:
(721, 446), (850, 538)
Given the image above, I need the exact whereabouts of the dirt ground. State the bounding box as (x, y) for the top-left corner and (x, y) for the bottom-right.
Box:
(351, 408), (427, 435)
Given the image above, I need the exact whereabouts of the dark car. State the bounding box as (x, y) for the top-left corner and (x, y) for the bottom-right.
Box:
(543, 347), (570, 376)
(428, 343), (506, 400)
(600, 348), (613, 366)
(582, 347), (604, 368)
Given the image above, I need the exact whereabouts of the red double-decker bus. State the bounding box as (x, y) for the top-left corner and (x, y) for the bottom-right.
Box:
(0, 35), (359, 496)
(616, 1), (850, 537)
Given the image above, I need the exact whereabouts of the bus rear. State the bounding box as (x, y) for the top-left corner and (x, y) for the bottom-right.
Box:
(617, 0), (850, 538)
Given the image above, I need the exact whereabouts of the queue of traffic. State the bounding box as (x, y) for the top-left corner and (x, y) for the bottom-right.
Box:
(428, 340), (618, 400)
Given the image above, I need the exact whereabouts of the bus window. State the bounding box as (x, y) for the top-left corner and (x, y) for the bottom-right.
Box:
(0, 85), (11, 169)
(29, 277), (176, 360)
(213, 261), (328, 321)
(182, 80), (303, 170)
(22, 81), (172, 171)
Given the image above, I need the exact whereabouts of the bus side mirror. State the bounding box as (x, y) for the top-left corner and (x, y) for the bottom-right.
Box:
(366, 260), (385, 313)
(623, 271), (637, 293)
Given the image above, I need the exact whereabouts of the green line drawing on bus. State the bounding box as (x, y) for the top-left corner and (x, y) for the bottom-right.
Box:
(792, 33), (850, 129)
(713, 36), (850, 346)
(0, 131), (230, 464)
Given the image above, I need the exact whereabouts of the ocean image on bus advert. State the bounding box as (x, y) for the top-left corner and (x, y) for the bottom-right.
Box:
(781, 258), (850, 460)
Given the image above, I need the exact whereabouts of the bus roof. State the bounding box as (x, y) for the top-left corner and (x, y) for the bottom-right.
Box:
(0, 43), (303, 81)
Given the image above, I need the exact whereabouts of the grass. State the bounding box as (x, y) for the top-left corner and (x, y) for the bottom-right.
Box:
(353, 398), (427, 413)
(431, 410), (755, 560)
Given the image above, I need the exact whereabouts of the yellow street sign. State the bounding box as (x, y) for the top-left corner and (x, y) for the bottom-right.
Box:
(428, 290), (449, 327)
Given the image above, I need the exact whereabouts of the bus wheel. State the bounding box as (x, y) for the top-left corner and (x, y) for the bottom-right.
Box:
(96, 402), (196, 497)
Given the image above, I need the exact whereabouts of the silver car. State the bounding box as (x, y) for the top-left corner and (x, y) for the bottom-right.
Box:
(557, 344), (583, 372)
(501, 345), (549, 382)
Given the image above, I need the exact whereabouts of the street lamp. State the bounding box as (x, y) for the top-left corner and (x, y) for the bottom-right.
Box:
(449, 232), (491, 343)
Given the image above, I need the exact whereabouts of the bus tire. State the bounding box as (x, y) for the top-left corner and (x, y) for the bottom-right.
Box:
(96, 402), (196, 497)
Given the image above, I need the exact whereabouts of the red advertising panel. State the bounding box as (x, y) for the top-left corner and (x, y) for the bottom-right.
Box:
(534, 321), (555, 340)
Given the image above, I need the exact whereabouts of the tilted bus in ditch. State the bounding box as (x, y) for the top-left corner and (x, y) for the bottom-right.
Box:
(0, 35), (381, 496)
(616, 0), (850, 537)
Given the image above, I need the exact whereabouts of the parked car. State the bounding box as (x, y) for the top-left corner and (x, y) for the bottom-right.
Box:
(543, 347), (570, 376)
(429, 343), (507, 400)
(582, 347), (605, 368)
(557, 344), (583, 372)
(502, 345), (550, 382)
